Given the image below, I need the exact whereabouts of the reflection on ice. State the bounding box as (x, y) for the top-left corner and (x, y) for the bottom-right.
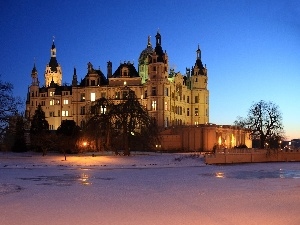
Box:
(215, 172), (225, 178)
(207, 169), (300, 179)
(78, 173), (91, 185)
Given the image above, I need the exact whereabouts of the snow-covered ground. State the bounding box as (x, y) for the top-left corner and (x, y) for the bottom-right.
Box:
(0, 152), (299, 225)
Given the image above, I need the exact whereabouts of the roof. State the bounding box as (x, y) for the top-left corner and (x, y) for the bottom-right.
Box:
(111, 62), (139, 78)
(49, 57), (59, 72)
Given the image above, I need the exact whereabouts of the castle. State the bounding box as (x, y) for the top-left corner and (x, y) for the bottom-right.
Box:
(25, 32), (251, 151)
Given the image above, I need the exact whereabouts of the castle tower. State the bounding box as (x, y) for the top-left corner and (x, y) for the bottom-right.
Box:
(44, 39), (62, 86)
(146, 31), (170, 127)
(26, 63), (40, 120)
(190, 44), (209, 124)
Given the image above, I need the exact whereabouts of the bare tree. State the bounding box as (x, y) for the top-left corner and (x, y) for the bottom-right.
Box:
(0, 77), (22, 140)
(234, 100), (284, 149)
(84, 88), (159, 156)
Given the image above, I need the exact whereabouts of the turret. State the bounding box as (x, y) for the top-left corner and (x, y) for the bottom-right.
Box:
(72, 67), (77, 86)
(44, 38), (62, 86)
(107, 61), (112, 78)
(31, 63), (39, 86)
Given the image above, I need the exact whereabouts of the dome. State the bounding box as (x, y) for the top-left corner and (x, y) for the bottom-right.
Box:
(139, 36), (153, 62)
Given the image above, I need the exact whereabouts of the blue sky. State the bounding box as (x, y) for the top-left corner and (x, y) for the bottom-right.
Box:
(1, 0), (299, 140)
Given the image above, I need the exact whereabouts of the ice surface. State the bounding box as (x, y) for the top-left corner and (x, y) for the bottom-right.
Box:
(0, 152), (299, 225)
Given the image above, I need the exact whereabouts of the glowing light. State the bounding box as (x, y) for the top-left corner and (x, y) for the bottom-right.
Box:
(79, 173), (91, 185)
(215, 172), (225, 178)
(82, 142), (87, 147)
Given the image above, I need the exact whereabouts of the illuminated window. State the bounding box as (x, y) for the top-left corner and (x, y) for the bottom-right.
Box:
(49, 91), (55, 96)
(63, 99), (68, 105)
(195, 108), (199, 116)
(62, 110), (69, 117)
(50, 100), (54, 105)
(81, 93), (85, 101)
(165, 102), (168, 111)
(91, 93), (96, 102)
(152, 101), (157, 111)
(115, 92), (120, 99)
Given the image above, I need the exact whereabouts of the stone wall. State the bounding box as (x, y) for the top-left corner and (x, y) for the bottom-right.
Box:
(205, 149), (300, 164)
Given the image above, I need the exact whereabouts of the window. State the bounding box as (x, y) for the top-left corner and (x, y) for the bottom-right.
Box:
(195, 108), (199, 116)
(50, 100), (54, 105)
(81, 93), (85, 101)
(165, 102), (168, 111)
(63, 99), (68, 105)
(187, 96), (190, 103)
(91, 93), (96, 102)
(91, 80), (96, 86)
(49, 111), (54, 117)
(58, 110), (60, 117)
(195, 96), (199, 103)
(101, 92), (106, 98)
(80, 106), (85, 115)
(62, 110), (69, 117)
(122, 91), (128, 99)
(151, 87), (156, 96)
(49, 91), (55, 96)
(144, 90), (147, 98)
(165, 88), (168, 96)
(41, 101), (45, 106)
(115, 92), (120, 99)
(152, 101), (157, 111)
(56, 100), (60, 105)
(187, 108), (190, 116)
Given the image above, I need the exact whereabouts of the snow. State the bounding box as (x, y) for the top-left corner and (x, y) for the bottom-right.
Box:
(0, 152), (299, 225)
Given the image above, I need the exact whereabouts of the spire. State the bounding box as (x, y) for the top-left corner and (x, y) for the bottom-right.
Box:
(196, 44), (201, 60)
(49, 38), (58, 71)
(31, 63), (39, 86)
(32, 62), (37, 73)
(192, 44), (205, 76)
(154, 30), (164, 62)
(72, 67), (78, 86)
(155, 31), (161, 46)
(52, 36), (55, 49)
(147, 35), (152, 48)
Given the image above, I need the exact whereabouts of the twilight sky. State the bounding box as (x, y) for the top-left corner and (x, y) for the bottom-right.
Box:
(0, 0), (299, 140)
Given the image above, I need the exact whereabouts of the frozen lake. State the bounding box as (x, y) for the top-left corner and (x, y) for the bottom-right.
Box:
(1, 152), (299, 225)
